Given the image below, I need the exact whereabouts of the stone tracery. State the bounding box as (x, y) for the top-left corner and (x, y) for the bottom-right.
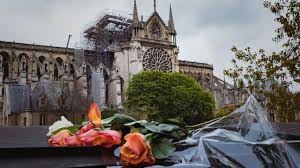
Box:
(142, 48), (172, 72)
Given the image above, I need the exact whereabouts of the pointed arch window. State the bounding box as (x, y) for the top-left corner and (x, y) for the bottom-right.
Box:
(150, 21), (162, 39)
(54, 65), (59, 81)
(0, 52), (10, 80)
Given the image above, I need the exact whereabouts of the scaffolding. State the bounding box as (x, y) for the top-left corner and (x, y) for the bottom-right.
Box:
(79, 13), (133, 69)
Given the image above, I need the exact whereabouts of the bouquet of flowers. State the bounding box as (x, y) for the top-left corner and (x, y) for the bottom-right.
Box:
(47, 96), (300, 167)
(47, 103), (184, 167)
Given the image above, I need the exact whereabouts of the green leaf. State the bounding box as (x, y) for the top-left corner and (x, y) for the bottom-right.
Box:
(136, 127), (149, 134)
(125, 120), (148, 126)
(144, 122), (161, 133)
(125, 121), (161, 133)
(110, 113), (136, 131)
(52, 126), (80, 135)
(125, 120), (179, 133)
(145, 133), (154, 142)
(151, 138), (176, 159)
(158, 123), (179, 132)
(101, 113), (136, 130)
(81, 121), (89, 126)
(102, 116), (117, 125)
(145, 133), (158, 143)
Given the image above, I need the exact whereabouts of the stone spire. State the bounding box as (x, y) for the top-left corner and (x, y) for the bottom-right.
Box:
(168, 3), (176, 35)
(133, 0), (139, 26)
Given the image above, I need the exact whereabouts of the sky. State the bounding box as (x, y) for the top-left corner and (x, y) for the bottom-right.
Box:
(0, 0), (281, 80)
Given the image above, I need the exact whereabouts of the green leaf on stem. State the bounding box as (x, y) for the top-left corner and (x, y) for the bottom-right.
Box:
(125, 120), (148, 126)
(102, 116), (117, 125)
(151, 137), (176, 159)
(158, 123), (179, 132)
(110, 113), (136, 131)
(125, 120), (179, 133)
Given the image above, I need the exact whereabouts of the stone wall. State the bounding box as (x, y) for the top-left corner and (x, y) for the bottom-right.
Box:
(178, 60), (246, 109)
(0, 41), (244, 126)
(0, 41), (90, 126)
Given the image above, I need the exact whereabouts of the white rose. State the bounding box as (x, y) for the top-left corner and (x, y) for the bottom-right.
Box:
(46, 116), (74, 136)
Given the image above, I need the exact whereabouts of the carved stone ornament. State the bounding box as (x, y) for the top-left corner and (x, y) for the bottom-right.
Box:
(143, 48), (172, 72)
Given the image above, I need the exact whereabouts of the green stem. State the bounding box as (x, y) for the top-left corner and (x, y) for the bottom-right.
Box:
(186, 116), (226, 129)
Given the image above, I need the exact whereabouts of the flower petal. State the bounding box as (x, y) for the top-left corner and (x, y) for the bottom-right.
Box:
(120, 133), (155, 166)
(88, 103), (102, 128)
(98, 130), (122, 148)
(48, 130), (71, 147)
(78, 129), (99, 146)
(47, 116), (73, 136)
(78, 122), (95, 134)
(124, 133), (147, 155)
(65, 135), (81, 146)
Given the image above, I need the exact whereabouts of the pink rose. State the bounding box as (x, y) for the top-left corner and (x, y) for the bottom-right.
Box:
(78, 129), (121, 148)
(48, 130), (81, 147)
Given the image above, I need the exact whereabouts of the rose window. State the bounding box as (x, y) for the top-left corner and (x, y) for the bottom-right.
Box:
(142, 48), (173, 72)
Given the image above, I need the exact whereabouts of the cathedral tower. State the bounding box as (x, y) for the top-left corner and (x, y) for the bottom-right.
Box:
(128, 0), (179, 75)
(107, 0), (180, 108)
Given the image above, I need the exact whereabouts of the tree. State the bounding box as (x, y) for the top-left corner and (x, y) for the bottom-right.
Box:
(224, 0), (300, 121)
(266, 86), (300, 121)
(124, 71), (215, 125)
(224, 47), (288, 93)
(264, 0), (300, 82)
(224, 47), (299, 121)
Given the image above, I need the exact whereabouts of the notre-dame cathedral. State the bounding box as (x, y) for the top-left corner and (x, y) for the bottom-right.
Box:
(0, 1), (245, 126)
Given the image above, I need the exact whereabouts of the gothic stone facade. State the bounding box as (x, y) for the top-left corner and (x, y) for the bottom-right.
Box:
(0, 1), (239, 126)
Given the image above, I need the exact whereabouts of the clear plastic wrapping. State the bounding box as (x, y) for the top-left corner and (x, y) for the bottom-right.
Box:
(168, 96), (299, 168)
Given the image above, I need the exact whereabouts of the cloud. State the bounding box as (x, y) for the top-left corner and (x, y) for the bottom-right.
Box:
(0, 0), (280, 80)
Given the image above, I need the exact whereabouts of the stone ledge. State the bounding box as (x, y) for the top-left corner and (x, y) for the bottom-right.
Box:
(0, 41), (73, 54)
(179, 60), (213, 69)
